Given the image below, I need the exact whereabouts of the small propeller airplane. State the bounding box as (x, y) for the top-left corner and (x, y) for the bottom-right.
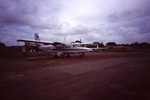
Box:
(17, 33), (92, 58)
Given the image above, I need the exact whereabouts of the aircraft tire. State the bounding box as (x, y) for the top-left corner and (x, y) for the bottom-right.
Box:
(79, 55), (83, 58)
(55, 55), (58, 58)
(79, 53), (84, 58)
(67, 54), (70, 58)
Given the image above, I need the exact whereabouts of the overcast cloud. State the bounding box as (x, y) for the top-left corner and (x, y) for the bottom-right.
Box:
(0, 0), (150, 46)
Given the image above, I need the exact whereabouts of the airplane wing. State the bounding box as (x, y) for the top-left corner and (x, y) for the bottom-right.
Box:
(17, 39), (53, 45)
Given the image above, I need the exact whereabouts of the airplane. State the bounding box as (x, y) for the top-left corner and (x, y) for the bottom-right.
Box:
(17, 33), (92, 58)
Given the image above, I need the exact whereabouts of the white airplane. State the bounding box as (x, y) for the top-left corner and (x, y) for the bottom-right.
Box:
(17, 33), (91, 58)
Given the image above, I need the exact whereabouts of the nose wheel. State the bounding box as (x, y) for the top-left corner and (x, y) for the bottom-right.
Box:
(80, 53), (84, 58)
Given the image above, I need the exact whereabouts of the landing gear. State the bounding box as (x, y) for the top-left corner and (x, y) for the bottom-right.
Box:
(62, 54), (65, 57)
(55, 54), (70, 58)
(54, 53), (84, 58)
(67, 54), (70, 58)
(55, 55), (58, 58)
(79, 53), (84, 58)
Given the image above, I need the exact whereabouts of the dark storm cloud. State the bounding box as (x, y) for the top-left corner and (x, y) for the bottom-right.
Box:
(1, 0), (150, 46)
(108, 9), (142, 22)
(0, 0), (62, 30)
(0, 26), (30, 45)
(107, 0), (150, 34)
(0, 0), (38, 26)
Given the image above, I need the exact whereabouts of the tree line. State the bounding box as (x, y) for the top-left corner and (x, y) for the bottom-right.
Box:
(0, 41), (150, 58)
(105, 42), (150, 49)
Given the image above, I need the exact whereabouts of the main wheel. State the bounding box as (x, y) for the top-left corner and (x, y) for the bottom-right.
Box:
(55, 55), (58, 58)
(79, 55), (83, 58)
(67, 54), (70, 58)
(79, 53), (84, 58)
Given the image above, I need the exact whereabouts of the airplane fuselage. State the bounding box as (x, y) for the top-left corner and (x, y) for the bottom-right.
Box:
(41, 44), (91, 57)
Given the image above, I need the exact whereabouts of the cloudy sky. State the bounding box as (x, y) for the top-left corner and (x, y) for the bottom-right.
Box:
(0, 0), (150, 46)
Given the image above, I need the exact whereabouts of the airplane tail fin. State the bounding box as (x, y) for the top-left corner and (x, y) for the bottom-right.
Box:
(34, 33), (40, 41)
(97, 44), (99, 48)
(34, 33), (42, 49)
